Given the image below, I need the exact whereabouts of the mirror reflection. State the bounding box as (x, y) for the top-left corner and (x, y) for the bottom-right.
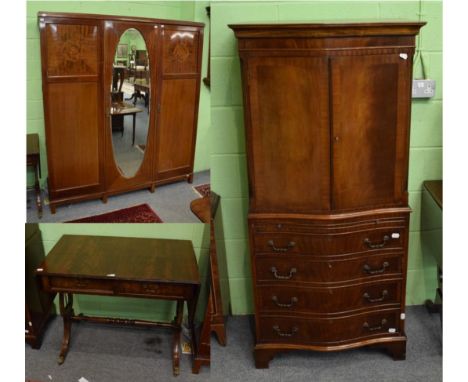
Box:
(110, 28), (150, 178)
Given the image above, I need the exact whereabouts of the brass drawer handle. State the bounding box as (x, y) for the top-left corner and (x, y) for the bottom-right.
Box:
(142, 284), (159, 293)
(273, 325), (298, 337)
(75, 280), (88, 288)
(363, 318), (387, 331)
(363, 289), (388, 303)
(363, 261), (389, 275)
(271, 295), (298, 308)
(267, 240), (296, 253)
(364, 235), (390, 249)
(270, 266), (297, 280)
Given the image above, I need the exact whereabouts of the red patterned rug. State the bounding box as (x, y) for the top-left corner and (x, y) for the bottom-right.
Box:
(193, 183), (210, 198)
(68, 204), (163, 223)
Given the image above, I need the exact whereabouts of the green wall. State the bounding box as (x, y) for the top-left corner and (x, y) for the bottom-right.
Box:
(211, 0), (443, 314)
(26, 0), (210, 189)
(38, 222), (210, 322)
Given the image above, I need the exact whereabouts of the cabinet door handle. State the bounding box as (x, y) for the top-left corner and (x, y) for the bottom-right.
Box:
(363, 318), (387, 331)
(267, 240), (295, 252)
(363, 289), (388, 303)
(363, 261), (389, 275)
(270, 266), (297, 280)
(271, 295), (298, 308)
(273, 325), (298, 337)
(364, 235), (390, 249)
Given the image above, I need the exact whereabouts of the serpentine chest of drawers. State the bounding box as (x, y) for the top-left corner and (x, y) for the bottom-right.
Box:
(229, 21), (425, 368)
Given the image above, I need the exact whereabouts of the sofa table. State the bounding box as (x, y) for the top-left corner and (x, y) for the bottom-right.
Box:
(36, 235), (200, 376)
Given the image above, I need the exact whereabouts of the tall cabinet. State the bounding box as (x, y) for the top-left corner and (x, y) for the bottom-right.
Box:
(38, 12), (203, 213)
(230, 22), (424, 367)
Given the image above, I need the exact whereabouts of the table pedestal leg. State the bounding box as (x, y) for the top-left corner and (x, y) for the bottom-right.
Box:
(132, 114), (136, 146)
(58, 293), (74, 365)
(172, 300), (184, 376)
(188, 286), (199, 373)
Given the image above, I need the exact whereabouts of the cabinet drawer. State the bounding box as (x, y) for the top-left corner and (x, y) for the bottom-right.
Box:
(115, 281), (193, 299)
(257, 309), (401, 345)
(251, 217), (407, 256)
(257, 280), (401, 315)
(253, 228), (405, 256)
(48, 277), (114, 294)
(255, 252), (402, 284)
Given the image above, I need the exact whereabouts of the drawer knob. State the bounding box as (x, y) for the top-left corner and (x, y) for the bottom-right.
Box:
(363, 261), (389, 275)
(364, 235), (390, 249)
(267, 240), (295, 253)
(363, 318), (388, 332)
(273, 325), (298, 337)
(363, 289), (388, 303)
(271, 295), (298, 308)
(271, 267), (297, 280)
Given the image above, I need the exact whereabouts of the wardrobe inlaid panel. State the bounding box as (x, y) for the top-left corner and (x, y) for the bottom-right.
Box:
(46, 24), (99, 77)
(163, 29), (200, 74)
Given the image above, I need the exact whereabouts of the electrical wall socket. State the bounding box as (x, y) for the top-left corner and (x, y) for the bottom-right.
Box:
(412, 79), (436, 98)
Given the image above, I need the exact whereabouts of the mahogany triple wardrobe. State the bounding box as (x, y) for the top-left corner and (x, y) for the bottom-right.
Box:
(38, 12), (204, 213)
(230, 21), (425, 367)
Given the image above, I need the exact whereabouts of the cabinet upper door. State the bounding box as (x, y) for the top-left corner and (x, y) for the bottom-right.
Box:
(246, 57), (330, 213)
(331, 53), (412, 211)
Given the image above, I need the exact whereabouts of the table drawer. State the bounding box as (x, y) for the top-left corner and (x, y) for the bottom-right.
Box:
(257, 309), (401, 345)
(48, 277), (114, 294)
(251, 217), (407, 256)
(255, 252), (402, 284)
(257, 280), (401, 315)
(115, 281), (193, 299)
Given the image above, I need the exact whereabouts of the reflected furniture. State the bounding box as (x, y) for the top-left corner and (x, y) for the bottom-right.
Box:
(110, 101), (143, 145)
(35, 235), (200, 376)
(126, 78), (150, 107)
(26, 134), (42, 218)
(38, 12), (204, 213)
(230, 21), (425, 367)
(421, 180), (442, 321)
(190, 192), (227, 373)
(25, 224), (56, 348)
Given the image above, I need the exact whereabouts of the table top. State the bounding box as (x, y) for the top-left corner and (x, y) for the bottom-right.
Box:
(111, 101), (143, 116)
(27, 133), (40, 156)
(38, 235), (200, 284)
(424, 180), (442, 209)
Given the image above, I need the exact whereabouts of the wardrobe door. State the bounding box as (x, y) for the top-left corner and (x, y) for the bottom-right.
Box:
(155, 25), (203, 183)
(331, 53), (412, 211)
(245, 57), (330, 213)
(39, 17), (104, 201)
(103, 21), (157, 193)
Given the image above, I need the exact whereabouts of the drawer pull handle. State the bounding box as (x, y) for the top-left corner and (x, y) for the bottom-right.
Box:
(271, 295), (298, 308)
(75, 280), (88, 288)
(271, 267), (297, 280)
(268, 240), (296, 253)
(142, 284), (159, 293)
(363, 318), (388, 331)
(363, 261), (389, 275)
(364, 235), (390, 249)
(363, 289), (388, 303)
(273, 325), (298, 337)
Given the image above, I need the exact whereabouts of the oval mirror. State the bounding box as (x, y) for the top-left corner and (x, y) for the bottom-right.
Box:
(110, 28), (150, 178)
